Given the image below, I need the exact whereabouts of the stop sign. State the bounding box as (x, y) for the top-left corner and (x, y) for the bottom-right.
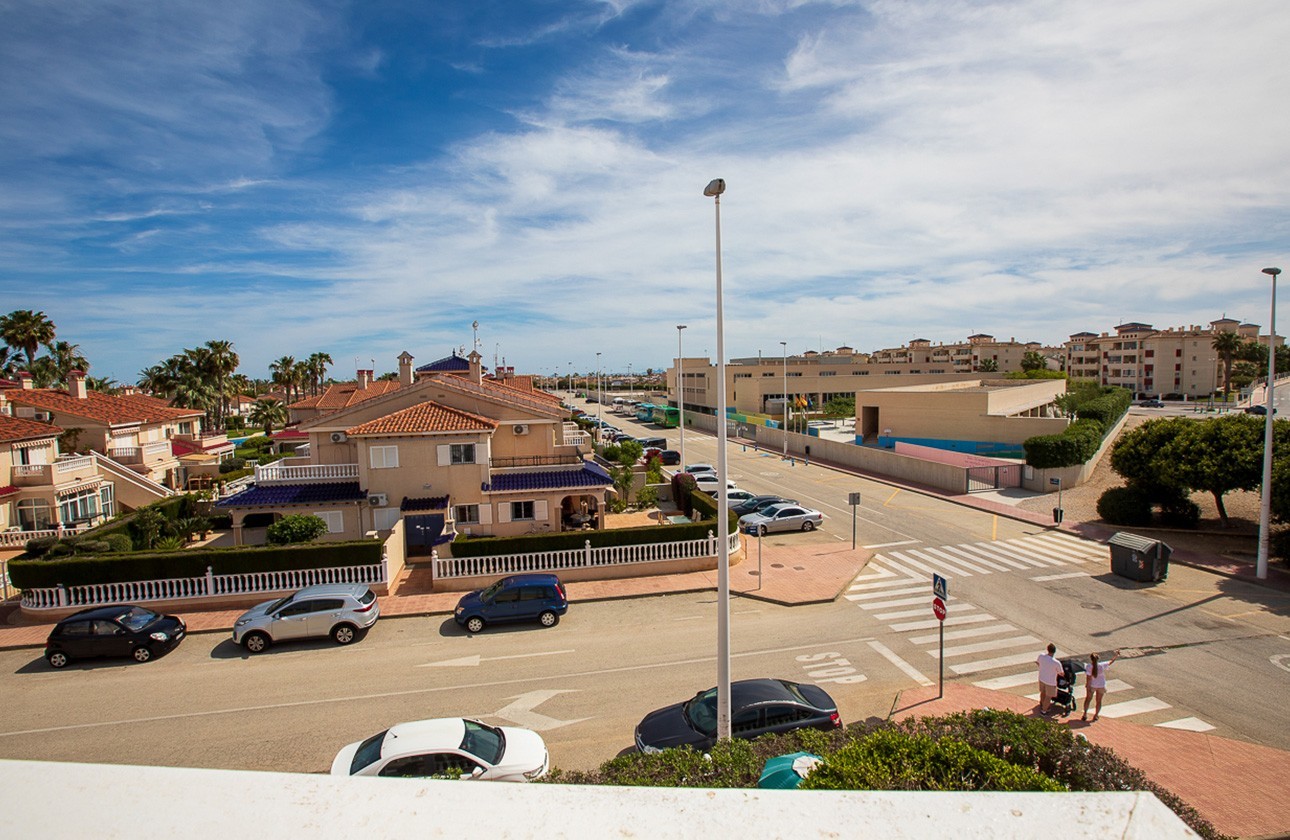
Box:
(932, 597), (946, 621)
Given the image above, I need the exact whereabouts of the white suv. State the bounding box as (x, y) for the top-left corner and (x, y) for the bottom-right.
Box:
(232, 583), (380, 652)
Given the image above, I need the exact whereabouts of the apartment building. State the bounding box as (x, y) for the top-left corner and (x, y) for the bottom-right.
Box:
(217, 350), (607, 552)
(1064, 318), (1278, 399)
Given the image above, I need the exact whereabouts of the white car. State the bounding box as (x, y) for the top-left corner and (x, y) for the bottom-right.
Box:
(719, 489), (758, 505)
(739, 503), (826, 535)
(683, 463), (715, 475)
(693, 473), (737, 491)
(332, 718), (549, 782)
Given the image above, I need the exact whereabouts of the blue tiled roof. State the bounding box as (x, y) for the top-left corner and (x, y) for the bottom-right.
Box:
(416, 352), (472, 373)
(485, 462), (613, 493)
(217, 482), (366, 507)
(402, 495), (449, 512)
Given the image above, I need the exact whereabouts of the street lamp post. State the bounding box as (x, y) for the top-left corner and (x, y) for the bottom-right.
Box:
(1257, 266), (1281, 580)
(677, 325), (688, 470)
(780, 341), (789, 458)
(567, 361), (572, 396)
(596, 351), (603, 438)
(704, 177), (732, 741)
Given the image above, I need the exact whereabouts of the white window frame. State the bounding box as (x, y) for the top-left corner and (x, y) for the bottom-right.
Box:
(372, 507), (400, 531)
(317, 511), (344, 533)
(510, 500), (535, 521)
(370, 445), (399, 469)
(450, 443), (476, 465)
(454, 504), (480, 525)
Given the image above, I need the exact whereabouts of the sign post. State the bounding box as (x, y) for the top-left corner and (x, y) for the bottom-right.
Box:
(932, 574), (948, 698)
(847, 492), (862, 550)
(1050, 476), (1064, 524)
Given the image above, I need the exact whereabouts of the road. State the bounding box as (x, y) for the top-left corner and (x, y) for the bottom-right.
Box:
(0, 406), (1287, 775)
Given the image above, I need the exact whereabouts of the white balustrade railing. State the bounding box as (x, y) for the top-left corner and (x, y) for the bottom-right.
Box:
(55, 455), (94, 473)
(0, 526), (85, 549)
(145, 441), (172, 456)
(12, 464), (48, 478)
(563, 433), (589, 447)
(19, 560), (387, 611)
(433, 530), (740, 579)
(254, 462), (359, 484)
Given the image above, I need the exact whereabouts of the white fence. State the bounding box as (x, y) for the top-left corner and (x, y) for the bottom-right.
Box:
(433, 531), (739, 579)
(0, 526), (86, 550)
(19, 561), (386, 612)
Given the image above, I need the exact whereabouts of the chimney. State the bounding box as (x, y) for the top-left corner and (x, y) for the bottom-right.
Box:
(468, 350), (483, 383)
(357, 369), (372, 389)
(122, 385), (137, 396)
(17, 372), (34, 390)
(69, 369), (88, 400)
(398, 351), (414, 387)
(0, 391), (8, 416)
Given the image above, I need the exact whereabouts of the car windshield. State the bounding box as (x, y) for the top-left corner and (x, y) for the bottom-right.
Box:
(479, 581), (506, 601)
(759, 505), (786, 517)
(460, 719), (505, 764)
(263, 595), (293, 614)
(349, 730), (388, 774)
(682, 688), (719, 736)
(113, 606), (160, 632)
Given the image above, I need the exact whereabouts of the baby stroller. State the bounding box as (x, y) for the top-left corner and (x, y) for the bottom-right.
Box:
(1052, 658), (1084, 717)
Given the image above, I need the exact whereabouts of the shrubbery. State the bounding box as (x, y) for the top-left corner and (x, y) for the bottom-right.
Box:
(1096, 486), (1153, 526)
(265, 514), (329, 545)
(1024, 386), (1130, 469)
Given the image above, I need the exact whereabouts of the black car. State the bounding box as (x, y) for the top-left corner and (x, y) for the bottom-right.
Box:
(45, 604), (186, 668)
(1246, 405), (1278, 416)
(658, 450), (681, 466)
(634, 678), (841, 753)
(730, 495), (797, 517)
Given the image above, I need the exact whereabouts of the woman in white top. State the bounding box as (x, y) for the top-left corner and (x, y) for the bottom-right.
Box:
(1082, 650), (1119, 721)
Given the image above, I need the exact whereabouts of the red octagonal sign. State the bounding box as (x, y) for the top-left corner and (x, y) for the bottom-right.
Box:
(932, 597), (947, 621)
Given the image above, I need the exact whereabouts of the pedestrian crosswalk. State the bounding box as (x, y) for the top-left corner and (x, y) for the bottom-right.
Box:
(848, 533), (1214, 732)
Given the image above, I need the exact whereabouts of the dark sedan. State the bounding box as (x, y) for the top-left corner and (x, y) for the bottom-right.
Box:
(730, 495), (796, 517)
(634, 678), (841, 753)
(44, 604), (186, 668)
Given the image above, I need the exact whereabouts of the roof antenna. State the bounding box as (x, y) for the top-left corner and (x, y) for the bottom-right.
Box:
(472, 320), (480, 353)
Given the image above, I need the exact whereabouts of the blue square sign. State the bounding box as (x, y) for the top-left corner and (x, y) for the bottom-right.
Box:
(932, 573), (948, 600)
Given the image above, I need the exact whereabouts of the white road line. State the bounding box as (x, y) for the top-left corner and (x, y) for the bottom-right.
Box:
(1024, 679), (1133, 701)
(851, 564), (898, 583)
(941, 544), (1030, 571)
(876, 606), (943, 621)
(846, 585), (929, 601)
(974, 541), (1062, 567)
(1010, 538), (1093, 565)
(1031, 572), (1091, 582)
(925, 545), (1010, 573)
(907, 547), (992, 575)
(1156, 717), (1215, 732)
(889, 613), (998, 632)
(873, 555), (927, 582)
(1031, 533), (1107, 557)
(909, 624), (1018, 645)
(848, 578), (921, 593)
(889, 549), (972, 578)
(954, 542), (1046, 569)
(1096, 696), (1172, 718)
(864, 540), (921, 549)
(949, 651), (1040, 675)
(973, 672), (1038, 690)
(927, 635), (1040, 659)
(867, 640), (933, 687)
(860, 595), (946, 611)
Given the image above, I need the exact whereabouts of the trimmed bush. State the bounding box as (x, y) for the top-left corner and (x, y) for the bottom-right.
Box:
(24, 536), (60, 558)
(266, 514), (329, 545)
(1024, 419), (1103, 469)
(219, 457), (248, 474)
(1096, 486), (1153, 526)
(1158, 496), (1201, 529)
(103, 533), (134, 553)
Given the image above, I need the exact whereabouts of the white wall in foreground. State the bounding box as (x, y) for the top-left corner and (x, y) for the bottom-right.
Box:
(0, 759), (1194, 839)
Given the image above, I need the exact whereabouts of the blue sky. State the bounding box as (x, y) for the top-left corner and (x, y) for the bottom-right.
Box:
(2, 0), (1287, 383)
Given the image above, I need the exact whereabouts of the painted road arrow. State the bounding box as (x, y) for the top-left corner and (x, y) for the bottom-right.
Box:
(491, 689), (589, 731)
(417, 649), (575, 668)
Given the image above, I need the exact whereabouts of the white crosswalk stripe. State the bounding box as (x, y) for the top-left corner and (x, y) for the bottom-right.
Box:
(908, 547), (994, 575)
(909, 624), (1018, 645)
(1015, 537), (1097, 563)
(925, 545), (1011, 572)
(890, 549), (977, 577)
(860, 595), (947, 611)
(927, 635), (1040, 659)
(846, 585), (929, 601)
(941, 544), (1031, 570)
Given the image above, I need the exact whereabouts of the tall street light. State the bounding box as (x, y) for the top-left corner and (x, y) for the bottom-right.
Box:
(677, 325), (688, 470)
(703, 176), (732, 741)
(596, 351), (603, 438)
(567, 361), (572, 396)
(1257, 266), (1281, 580)
(780, 341), (789, 458)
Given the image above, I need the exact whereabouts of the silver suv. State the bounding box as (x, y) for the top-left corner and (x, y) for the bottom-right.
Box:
(232, 584), (380, 653)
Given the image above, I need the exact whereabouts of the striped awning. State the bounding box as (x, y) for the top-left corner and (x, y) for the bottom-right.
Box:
(0, 485), (18, 498)
(55, 479), (102, 497)
(11, 438), (53, 450)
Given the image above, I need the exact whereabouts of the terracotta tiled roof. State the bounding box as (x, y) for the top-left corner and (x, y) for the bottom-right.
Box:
(4, 388), (200, 426)
(0, 413), (62, 443)
(0, 485), (20, 498)
(346, 401), (498, 436)
(271, 428), (309, 440)
(289, 380), (404, 412)
(489, 376), (562, 405)
(423, 373), (566, 417)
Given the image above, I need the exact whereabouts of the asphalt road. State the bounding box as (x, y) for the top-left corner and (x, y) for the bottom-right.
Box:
(1, 407), (1287, 775)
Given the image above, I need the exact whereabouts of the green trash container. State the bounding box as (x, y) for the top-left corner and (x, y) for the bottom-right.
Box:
(1108, 532), (1171, 582)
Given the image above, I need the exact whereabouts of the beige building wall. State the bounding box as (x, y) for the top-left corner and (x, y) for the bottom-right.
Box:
(855, 379), (1068, 446)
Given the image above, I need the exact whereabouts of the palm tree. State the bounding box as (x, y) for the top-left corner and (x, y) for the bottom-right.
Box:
(47, 340), (89, 386)
(137, 364), (168, 395)
(270, 356), (298, 402)
(204, 339), (239, 431)
(248, 398), (287, 436)
(0, 310), (56, 368)
(1020, 351), (1047, 372)
(306, 352), (332, 396)
(1212, 331), (1243, 401)
(976, 358), (999, 373)
(87, 376), (118, 393)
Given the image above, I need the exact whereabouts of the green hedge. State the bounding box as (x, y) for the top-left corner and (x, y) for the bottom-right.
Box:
(1024, 387), (1131, 469)
(8, 540), (382, 589)
(450, 520), (722, 558)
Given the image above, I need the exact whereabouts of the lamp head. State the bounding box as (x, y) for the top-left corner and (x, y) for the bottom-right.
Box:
(703, 178), (726, 197)
(677, 324), (687, 331)
(1264, 267), (1282, 278)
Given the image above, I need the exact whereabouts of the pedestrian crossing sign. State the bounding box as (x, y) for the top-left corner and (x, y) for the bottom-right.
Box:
(932, 573), (948, 601)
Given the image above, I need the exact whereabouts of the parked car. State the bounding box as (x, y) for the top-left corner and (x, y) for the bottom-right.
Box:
(692, 473), (737, 492)
(1140, 399), (1165, 408)
(739, 503), (826, 535)
(45, 605), (186, 668)
(1246, 405), (1278, 415)
(636, 436), (667, 449)
(730, 495), (797, 517)
(454, 573), (568, 633)
(332, 718), (549, 781)
(634, 678), (841, 753)
(683, 463), (715, 475)
(658, 450), (681, 466)
(720, 489), (759, 505)
(232, 584), (380, 653)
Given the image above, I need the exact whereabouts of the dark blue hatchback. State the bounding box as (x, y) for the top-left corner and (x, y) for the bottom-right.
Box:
(454, 574), (568, 634)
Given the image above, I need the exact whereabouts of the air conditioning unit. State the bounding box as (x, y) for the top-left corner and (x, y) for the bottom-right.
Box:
(330, 431), (348, 444)
(513, 424), (529, 435)
(368, 493), (388, 507)
(34, 411), (52, 423)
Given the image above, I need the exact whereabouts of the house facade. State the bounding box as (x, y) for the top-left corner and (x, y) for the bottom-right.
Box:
(217, 351), (605, 554)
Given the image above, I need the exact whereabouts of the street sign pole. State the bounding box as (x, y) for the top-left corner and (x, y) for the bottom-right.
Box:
(932, 574), (948, 699)
(848, 492), (862, 550)
(939, 616), (944, 699)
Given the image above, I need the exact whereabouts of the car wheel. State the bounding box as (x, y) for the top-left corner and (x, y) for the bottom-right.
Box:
(802, 520), (816, 532)
(465, 616), (485, 634)
(46, 651), (69, 669)
(242, 632), (270, 653)
(132, 645), (153, 663)
(331, 624), (357, 645)
(539, 610), (559, 627)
